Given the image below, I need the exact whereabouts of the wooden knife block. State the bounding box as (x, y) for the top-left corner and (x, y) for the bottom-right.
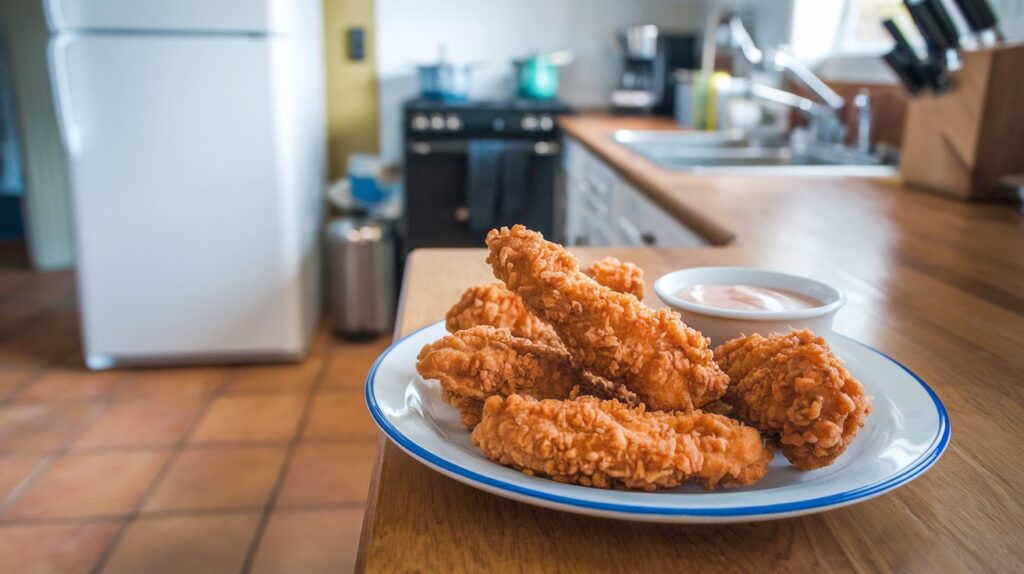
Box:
(901, 42), (1024, 201)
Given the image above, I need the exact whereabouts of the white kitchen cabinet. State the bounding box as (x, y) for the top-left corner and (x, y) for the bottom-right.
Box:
(614, 182), (709, 248)
(563, 136), (709, 248)
(564, 138), (615, 247)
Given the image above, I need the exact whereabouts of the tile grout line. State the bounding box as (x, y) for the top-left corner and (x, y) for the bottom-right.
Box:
(0, 321), (379, 571)
(238, 337), (338, 574)
(2, 366), (365, 407)
(0, 344), (185, 513)
(0, 500), (369, 527)
(0, 343), (86, 403)
(87, 371), (231, 574)
(0, 386), (120, 517)
(0, 434), (379, 456)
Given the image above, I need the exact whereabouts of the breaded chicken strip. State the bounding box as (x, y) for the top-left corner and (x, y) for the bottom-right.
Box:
(444, 283), (563, 348)
(485, 225), (728, 412)
(584, 256), (645, 300)
(444, 257), (645, 348)
(472, 394), (773, 490)
(715, 329), (872, 471)
(416, 326), (636, 428)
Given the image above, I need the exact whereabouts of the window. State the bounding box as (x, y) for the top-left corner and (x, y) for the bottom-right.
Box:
(837, 0), (915, 55)
(790, 0), (919, 61)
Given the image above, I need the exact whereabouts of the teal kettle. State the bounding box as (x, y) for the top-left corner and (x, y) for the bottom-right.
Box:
(514, 51), (573, 101)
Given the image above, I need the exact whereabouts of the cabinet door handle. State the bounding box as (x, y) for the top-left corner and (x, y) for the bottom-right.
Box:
(582, 191), (607, 215)
(616, 216), (644, 246)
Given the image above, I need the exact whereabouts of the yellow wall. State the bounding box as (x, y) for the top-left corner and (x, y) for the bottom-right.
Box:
(323, 0), (379, 179)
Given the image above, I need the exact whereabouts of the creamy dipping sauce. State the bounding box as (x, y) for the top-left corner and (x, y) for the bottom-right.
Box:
(676, 283), (822, 312)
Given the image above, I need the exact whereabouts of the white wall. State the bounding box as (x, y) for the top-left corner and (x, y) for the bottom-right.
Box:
(991, 0), (1024, 41)
(374, 0), (707, 163)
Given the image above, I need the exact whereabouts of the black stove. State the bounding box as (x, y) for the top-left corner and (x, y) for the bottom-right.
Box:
(401, 99), (574, 254)
(405, 99), (573, 140)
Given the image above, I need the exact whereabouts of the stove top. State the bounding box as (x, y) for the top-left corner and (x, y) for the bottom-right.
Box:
(404, 98), (574, 114)
(404, 99), (574, 138)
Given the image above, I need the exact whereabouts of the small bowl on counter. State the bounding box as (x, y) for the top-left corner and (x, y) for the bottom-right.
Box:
(653, 267), (846, 346)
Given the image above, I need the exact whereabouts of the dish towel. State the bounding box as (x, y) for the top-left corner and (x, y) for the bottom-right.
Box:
(466, 140), (503, 232)
(498, 140), (533, 224)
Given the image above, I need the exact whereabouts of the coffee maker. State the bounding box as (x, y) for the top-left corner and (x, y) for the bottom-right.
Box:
(611, 25), (665, 113)
(611, 25), (700, 115)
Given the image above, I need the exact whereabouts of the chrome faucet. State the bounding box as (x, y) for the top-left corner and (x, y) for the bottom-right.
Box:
(853, 89), (873, 154)
(701, 8), (847, 146)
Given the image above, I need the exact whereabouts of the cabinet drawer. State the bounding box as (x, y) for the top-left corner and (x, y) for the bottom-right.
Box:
(615, 183), (709, 248)
(563, 138), (585, 179)
(584, 158), (615, 203)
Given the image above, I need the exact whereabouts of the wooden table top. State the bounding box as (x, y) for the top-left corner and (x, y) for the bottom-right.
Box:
(357, 116), (1024, 572)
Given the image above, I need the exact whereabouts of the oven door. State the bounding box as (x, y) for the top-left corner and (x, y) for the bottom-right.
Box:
(403, 138), (560, 253)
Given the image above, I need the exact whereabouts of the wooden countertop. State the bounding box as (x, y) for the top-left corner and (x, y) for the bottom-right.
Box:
(356, 117), (1024, 572)
(558, 114), (1022, 247)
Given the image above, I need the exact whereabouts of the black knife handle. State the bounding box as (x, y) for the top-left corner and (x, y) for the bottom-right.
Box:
(883, 49), (926, 95)
(922, 57), (951, 92)
(905, 0), (953, 55)
(950, 0), (997, 31)
(923, 0), (961, 50)
(883, 19), (918, 57)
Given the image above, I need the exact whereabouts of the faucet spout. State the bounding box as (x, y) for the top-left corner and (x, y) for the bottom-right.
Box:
(701, 7), (846, 145)
(768, 50), (844, 111)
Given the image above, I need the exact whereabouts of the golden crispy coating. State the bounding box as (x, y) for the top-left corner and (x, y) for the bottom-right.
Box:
(485, 225), (728, 412)
(417, 326), (638, 428)
(416, 326), (577, 428)
(472, 394), (773, 491)
(444, 283), (563, 348)
(715, 329), (872, 470)
(584, 256), (645, 300)
(444, 257), (646, 348)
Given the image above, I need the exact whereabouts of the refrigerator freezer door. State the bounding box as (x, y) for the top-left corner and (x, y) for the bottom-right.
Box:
(50, 33), (310, 362)
(45, 0), (293, 33)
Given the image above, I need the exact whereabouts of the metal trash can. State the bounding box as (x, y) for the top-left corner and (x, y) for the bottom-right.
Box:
(326, 217), (396, 338)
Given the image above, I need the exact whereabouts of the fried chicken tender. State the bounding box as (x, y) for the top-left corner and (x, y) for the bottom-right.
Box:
(472, 394), (773, 491)
(584, 256), (645, 300)
(715, 329), (872, 471)
(417, 326), (576, 428)
(416, 326), (636, 427)
(485, 225), (728, 412)
(444, 283), (563, 348)
(444, 257), (645, 348)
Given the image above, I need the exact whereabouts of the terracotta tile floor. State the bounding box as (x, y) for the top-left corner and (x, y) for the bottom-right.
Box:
(0, 249), (390, 573)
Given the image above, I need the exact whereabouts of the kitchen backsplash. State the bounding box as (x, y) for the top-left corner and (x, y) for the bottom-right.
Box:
(373, 0), (706, 163)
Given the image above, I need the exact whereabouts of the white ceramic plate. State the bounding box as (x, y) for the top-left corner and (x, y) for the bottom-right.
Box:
(365, 321), (949, 523)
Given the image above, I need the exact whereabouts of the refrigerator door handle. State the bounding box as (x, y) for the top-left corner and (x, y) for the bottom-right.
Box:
(47, 34), (81, 155)
(42, 0), (63, 31)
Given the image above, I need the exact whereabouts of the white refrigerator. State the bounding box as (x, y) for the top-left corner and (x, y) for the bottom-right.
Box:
(45, 0), (325, 369)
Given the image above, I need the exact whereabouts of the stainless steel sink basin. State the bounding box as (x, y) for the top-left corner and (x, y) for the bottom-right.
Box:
(611, 130), (898, 177)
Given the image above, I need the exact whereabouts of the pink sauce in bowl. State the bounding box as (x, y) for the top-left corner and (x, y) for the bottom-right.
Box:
(653, 267), (846, 345)
(675, 283), (822, 312)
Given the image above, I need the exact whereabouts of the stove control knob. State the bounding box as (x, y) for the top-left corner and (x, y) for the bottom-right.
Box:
(411, 114), (429, 131)
(430, 114), (445, 131)
(539, 115), (554, 131)
(492, 118), (506, 132)
(522, 114), (539, 131)
(445, 114), (462, 131)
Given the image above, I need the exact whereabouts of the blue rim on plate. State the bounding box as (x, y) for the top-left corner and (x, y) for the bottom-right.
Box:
(364, 321), (950, 518)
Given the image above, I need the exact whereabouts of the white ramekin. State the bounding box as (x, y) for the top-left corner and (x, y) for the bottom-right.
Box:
(653, 266), (846, 346)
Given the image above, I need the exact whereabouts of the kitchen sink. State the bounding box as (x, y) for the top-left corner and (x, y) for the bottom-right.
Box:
(611, 130), (899, 177)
